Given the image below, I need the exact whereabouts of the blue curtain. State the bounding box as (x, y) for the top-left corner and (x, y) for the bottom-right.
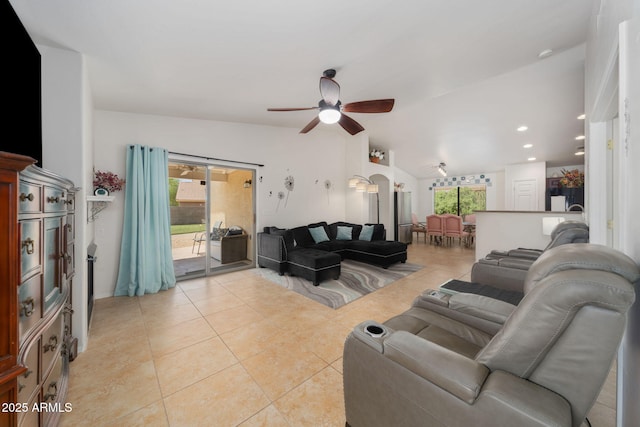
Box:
(115, 145), (176, 296)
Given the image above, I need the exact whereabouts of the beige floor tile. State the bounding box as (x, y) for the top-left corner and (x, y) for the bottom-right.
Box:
(155, 337), (238, 397)
(192, 292), (245, 316)
(219, 318), (290, 360)
(275, 366), (345, 427)
(147, 317), (216, 358)
(242, 340), (328, 400)
(64, 360), (161, 425)
(102, 400), (169, 427)
(141, 302), (204, 329)
(295, 319), (354, 364)
(237, 404), (290, 427)
(204, 304), (265, 334)
(181, 282), (231, 301)
(164, 364), (269, 426)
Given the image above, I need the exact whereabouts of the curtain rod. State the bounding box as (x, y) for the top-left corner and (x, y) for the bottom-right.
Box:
(168, 151), (264, 167)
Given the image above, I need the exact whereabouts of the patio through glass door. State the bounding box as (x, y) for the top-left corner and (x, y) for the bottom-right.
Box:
(168, 160), (255, 280)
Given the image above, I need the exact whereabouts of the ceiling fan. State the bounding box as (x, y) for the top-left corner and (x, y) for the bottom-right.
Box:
(267, 69), (395, 135)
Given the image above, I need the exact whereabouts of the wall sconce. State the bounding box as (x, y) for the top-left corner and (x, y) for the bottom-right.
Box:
(243, 179), (252, 188)
(437, 162), (447, 177)
(348, 175), (380, 223)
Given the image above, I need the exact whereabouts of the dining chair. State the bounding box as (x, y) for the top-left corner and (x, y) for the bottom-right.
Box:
(444, 215), (469, 246)
(426, 215), (444, 245)
(411, 213), (427, 243)
(463, 214), (476, 246)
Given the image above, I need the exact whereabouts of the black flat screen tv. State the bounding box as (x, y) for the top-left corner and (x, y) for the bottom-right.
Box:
(3, 0), (42, 166)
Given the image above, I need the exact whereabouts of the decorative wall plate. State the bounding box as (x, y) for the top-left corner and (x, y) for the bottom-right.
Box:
(284, 175), (295, 191)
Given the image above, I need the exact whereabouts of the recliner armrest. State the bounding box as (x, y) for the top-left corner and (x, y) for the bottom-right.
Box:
(448, 293), (516, 324)
(383, 331), (489, 404)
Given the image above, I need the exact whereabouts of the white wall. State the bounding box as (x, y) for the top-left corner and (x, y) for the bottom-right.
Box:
(39, 45), (94, 351)
(584, 2), (639, 426)
(92, 111), (350, 298)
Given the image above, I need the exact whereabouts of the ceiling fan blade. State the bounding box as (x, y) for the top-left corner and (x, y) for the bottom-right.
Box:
(300, 116), (321, 134)
(342, 99), (395, 113)
(319, 77), (340, 106)
(338, 114), (365, 135)
(267, 107), (318, 112)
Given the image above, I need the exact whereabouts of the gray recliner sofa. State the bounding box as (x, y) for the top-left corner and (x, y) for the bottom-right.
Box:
(470, 220), (589, 291)
(343, 244), (639, 427)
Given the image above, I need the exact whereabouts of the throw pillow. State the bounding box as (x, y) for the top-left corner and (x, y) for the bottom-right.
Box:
(309, 226), (330, 243)
(336, 226), (353, 240)
(359, 224), (375, 241)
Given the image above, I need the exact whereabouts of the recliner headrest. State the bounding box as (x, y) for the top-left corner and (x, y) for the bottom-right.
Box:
(543, 227), (589, 251)
(525, 243), (640, 294)
(550, 220), (588, 239)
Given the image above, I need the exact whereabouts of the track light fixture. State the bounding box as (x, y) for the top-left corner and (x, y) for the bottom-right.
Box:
(437, 162), (447, 177)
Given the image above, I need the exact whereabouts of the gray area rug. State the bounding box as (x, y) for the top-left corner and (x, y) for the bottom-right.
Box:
(253, 260), (424, 309)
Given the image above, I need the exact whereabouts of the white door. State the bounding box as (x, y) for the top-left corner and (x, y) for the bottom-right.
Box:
(513, 179), (538, 211)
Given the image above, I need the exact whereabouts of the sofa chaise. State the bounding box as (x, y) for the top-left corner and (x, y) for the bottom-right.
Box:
(257, 221), (408, 285)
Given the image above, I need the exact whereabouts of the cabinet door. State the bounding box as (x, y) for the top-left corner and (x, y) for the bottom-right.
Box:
(43, 217), (63, 312)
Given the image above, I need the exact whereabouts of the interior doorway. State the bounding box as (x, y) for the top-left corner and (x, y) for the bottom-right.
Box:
(168, 160), (255, 280)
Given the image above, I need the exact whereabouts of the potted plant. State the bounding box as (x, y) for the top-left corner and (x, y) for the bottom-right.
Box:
(369, 149), (385, 163)
(93, 170), (125, 196)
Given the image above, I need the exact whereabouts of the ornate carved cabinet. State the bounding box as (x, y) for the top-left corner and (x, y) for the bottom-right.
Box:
(0, 152), (75, 426)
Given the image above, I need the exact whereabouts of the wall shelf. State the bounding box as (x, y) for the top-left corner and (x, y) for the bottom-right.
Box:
(87, 195), (115, 222)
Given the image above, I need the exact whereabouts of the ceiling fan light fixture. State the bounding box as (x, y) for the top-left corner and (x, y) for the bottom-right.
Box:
(318, 107), (341, 124)
(437, 162), (447, 177)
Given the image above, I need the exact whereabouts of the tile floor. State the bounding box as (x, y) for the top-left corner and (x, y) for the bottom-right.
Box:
(60, 242), (616, 427)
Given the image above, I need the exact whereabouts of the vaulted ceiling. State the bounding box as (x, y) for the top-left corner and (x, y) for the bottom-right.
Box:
(11, 0), (592, 178)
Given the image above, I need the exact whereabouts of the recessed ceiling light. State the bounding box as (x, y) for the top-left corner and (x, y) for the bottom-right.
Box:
(577, 114), (586, 120)
(523, 143), (533, 148)
(538, 49), (553, 59)
(575, 135), (585, 140)
(527, 157), (536, 161)
(517, 126), (528, 132)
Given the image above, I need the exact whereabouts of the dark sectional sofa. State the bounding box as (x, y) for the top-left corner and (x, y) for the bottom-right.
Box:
(257, 221), (408, 285)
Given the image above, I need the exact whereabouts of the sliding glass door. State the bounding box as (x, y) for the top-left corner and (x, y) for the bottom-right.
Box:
(168, 160), (255, 280)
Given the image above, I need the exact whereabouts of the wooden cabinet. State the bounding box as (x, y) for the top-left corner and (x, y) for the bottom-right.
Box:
(0, 152), (75, 427)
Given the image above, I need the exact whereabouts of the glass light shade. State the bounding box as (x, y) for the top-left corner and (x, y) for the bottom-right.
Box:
(366, 184), (379, 193)
(319, 108), (341, 124)
(438, 166), (447, 176)
(348, 177), (360, 188)
(355, 182), (367, 192)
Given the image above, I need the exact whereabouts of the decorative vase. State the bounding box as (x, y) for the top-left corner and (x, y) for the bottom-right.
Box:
(370, 157), (380, 163)
(94, 187), (110, 196)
